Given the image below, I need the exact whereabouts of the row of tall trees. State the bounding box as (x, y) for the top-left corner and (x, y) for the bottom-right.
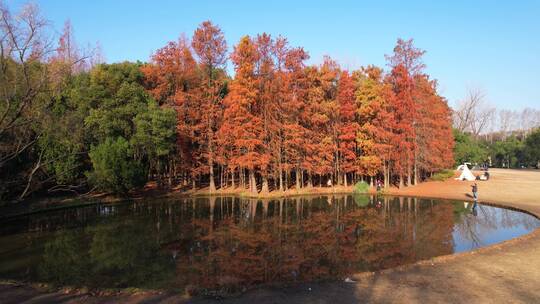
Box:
(143, 23), (454, 193)
(0, 2), (454, 200)
(453, 128), (540, 168)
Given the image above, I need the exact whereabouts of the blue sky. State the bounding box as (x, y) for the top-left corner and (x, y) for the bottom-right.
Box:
(9, 0), (540, 109)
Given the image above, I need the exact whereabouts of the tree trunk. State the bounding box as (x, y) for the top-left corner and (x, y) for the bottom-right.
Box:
(383, 161), (390, 188)
(231, 169), (235, 189)
(399, 174), (404, 189)
(307, 172), (313, 188)
(220, 165), (223, 190)
(240, 168), (245, 189)
(208, 156), (216, 192)
(279, 165), (284, 191)
(168, 157), (173, 186)
(413, 161), (418, 185)
(261, 174), (269, 193)
(343, 173), (348, 187)
(295, 168), (301, 191)
(19, 151), (43, 200)
(249, 169), (257, 193)
(407, 165), (411, 187)
(285, 170), (289, 190)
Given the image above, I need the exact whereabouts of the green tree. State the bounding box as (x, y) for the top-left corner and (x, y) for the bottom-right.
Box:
(489, 136), (524, 168)
(524, 129), (540, 168)
(35, 73), (91, 187)
(132, 100), (176, 184)
(452, 129), (488, 166)
(86, 137), (146, 193)
(84, 63), (149, 143)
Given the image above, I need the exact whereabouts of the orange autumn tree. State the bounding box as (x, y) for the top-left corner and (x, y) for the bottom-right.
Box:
(142, 36), (201, 188)
(387, 64), (415, 188)
(139, 26), (454, 192)
(191, 21), (228, 192)
(282, 47), (310, 190)
(303, 59), (339, 187)
(413, 75), (454, 177)
(271, 36), (291, 191)
(355, 66), (394, 187)
(385, 38), (427, 187)
(54, 20), (86, 73)
(337, 70), (359, 186)
(254, 33), (279, 193)
(219, 36), (264, 194)
(49, 20), (88, 90)
(384, 38), (453, 186)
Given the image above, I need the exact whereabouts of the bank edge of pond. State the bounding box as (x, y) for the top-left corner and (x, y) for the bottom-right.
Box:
(351, 214), (540, 281)
(0, 185), (365, 219)
(0, 278), (181, 300)
(3, 183), (539, 225)
(379, 191), (540, 221)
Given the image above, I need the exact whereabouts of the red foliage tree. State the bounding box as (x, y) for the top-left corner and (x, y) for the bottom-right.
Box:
(140, 29), (455, 192)
(387, 64), (416, 188)
(142, 36), (201, 188)
(355, 66), (394, 187)
(219, 36), (264, 193)
(414, 75), (455, 176)
(282, 47), (310, 189)
(337, 71), (359, 186)
(191, 21), (228, 192)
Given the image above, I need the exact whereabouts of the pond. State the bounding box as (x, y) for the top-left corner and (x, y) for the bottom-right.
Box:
(0, 195), (538, 294)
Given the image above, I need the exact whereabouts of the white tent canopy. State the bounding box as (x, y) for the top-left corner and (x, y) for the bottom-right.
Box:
(455, 165), (476, 181)
(456, 163), (471, 171)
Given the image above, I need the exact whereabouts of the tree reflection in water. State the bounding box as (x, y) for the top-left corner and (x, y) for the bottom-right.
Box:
(39, 220), (175, 289)
(0, 195), (537, 293)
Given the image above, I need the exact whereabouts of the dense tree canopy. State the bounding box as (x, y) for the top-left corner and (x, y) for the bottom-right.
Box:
(0, 3), (463, 200)
(524, 129), (540, 167)
(453, 129), (488, 166)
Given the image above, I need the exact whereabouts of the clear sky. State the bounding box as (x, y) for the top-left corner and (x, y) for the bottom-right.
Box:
(8, 0), (540, 110)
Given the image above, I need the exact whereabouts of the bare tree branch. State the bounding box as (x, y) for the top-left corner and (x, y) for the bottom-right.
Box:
(453, 87), (495, 137)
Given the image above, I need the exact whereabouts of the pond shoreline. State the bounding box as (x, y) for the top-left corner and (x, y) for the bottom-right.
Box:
(2, 168), (540, 303)
(0, 183), (372, 219)
(0, 173), (464, 219)
(0, 169), (476, 218)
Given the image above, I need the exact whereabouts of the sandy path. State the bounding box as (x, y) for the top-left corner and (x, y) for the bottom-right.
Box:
(2, 168), (540, 303)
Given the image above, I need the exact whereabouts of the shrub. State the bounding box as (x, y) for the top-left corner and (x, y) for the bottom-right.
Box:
(430, 169), (455, 181)
(86, 137), (146, 193)
(354, 181), (369, 193)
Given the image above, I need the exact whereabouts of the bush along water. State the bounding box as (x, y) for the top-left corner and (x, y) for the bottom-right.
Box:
(354, 181), (369, 194)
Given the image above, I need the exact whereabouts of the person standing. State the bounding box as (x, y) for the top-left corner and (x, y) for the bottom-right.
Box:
(471, 183), (478, 201)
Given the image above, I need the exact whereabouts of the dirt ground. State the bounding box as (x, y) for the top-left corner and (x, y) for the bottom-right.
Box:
(2, 168), (540, 304)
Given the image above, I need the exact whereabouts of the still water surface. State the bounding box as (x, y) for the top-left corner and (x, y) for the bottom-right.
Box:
(0, 195), (538, 292)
